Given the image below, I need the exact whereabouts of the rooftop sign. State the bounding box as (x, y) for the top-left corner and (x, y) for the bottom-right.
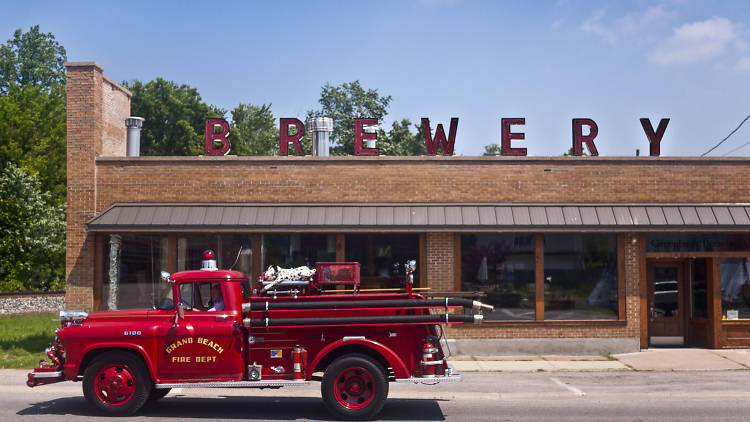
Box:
(204, 117), (670, 157)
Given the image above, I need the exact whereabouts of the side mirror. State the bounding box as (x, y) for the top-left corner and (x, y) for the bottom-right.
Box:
(161, 271), (172, 283)
(173, 301), (187, 328)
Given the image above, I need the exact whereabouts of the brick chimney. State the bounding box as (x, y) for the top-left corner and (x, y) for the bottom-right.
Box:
(65, 62), (131, 310)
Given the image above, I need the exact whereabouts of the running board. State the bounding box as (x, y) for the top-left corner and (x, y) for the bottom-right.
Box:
(395, 373), (462, 384)
(155, 380), (310, 389)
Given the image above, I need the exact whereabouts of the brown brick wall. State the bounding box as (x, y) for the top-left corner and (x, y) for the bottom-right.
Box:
(93, 156), (750, 207)
(425, 233), (456, 292)
(65, 62), (130, 310)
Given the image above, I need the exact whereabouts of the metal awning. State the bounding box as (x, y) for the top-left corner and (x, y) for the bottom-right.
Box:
(85, 203), (750, 233)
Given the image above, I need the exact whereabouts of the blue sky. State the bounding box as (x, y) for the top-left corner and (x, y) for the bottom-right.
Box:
(3, 0), (750, 156)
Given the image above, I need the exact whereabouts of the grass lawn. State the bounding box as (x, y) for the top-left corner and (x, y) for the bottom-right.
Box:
(0, 313), (58, 369)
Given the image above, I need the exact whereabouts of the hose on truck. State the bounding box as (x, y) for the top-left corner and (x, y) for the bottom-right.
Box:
(242, 313), (484, 328)
(241, 297), (494, 313)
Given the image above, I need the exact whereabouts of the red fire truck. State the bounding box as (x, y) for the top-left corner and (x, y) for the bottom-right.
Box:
(28, 251), (491, 420)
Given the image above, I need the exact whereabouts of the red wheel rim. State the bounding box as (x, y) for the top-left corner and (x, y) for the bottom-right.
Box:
(94, 364), (136, 406)
(333, 366), (376, 410)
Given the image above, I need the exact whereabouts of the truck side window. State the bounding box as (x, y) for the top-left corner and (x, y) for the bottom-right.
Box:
(178, 283), (195, 309)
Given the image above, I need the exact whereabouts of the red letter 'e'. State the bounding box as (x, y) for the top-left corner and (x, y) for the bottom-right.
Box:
(501, 118), (527, 156)
(355, 118), (379, 156)
(205, 118), (231, 155)
(279, 118), (305, 156)
(572, 118), (599, 156)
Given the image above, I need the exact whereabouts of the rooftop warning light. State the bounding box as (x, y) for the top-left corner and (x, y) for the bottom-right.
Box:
(201, 250), (217, 270)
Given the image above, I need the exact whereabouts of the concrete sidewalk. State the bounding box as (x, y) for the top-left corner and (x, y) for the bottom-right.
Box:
(449, 348), (750, 372)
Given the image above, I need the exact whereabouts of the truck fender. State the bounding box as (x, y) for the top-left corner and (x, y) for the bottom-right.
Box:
(77, 343), (157, 382)
(310, 338), (409, 379)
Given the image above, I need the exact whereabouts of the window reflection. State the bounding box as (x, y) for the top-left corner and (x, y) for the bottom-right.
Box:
(262, 234), (335, 270)
(692, 259), (708, 318)
(721, 258), (750, 320)
(102, 234), (168, 310)
(177, 234), (252, 275)
(544, 234), (618, 320)
(346, 234), (419, 290)
(461, 234), (535, 321)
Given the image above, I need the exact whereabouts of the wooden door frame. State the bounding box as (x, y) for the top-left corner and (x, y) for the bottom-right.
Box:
(646, 259), (688, 345)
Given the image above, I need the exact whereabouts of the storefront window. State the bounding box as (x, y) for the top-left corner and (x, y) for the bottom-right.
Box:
(461, 234), (535, 321)
(544, 234), (618, 320)
(177, 234), (253, 276)
(103, 234), (168, 310)
(692, 259), (708, 318)
(262, 234), (335, 270)
(346, 234), (419, 290)
(647, 234), (750, 252)
(721, 258), (750, 320)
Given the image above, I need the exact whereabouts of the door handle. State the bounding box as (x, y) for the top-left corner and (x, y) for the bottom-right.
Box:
(215, 315), (229, 322)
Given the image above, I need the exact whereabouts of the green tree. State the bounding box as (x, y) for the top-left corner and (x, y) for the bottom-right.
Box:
(0, 25), (66, 94)
(0, 26), (67, 203)
(307, 81), (392, 155)
(378, 119), (427, 156)
(124, 78), (225, 156)
(0, 163), (65, 292)
(230, 103), (278, 155)
(483, 143), (502, 155)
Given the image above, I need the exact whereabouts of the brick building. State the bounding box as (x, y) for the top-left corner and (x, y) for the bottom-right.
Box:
(65, 62), (750, 354)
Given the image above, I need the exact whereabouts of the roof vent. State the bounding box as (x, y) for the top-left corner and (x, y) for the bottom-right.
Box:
(308, 117), (333, 156)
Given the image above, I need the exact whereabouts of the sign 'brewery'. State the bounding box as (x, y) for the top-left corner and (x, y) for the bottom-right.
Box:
(204, 117), (670, 157)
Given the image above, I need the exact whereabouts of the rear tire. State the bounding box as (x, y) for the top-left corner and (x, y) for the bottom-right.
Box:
(82, 351), (152, 416)
(321, 354), (388, 420)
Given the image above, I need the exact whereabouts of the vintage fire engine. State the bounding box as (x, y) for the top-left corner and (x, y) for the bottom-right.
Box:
(28, 251), (492, 420)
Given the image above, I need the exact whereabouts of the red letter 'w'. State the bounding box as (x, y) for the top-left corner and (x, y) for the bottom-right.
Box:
(422, 118), (458, 155)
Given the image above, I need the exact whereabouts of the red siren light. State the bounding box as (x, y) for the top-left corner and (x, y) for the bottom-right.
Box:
(201, 250), (217, 270)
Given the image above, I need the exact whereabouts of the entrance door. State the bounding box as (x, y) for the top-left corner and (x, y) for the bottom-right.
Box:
(648, 261), (685, 346)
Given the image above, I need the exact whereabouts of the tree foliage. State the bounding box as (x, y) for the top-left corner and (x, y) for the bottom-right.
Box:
(308, 81), (392, 155)
(378, 119), (427, 156)
(0, 26), (67, 203)
(229, 103), (278, 156)
(124, 78), (226, 156)
(483, 143), (502, 155)
(0, 25), (66, 95)
(0, 164), (65, 292)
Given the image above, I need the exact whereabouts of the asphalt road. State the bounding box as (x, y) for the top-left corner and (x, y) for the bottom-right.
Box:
(5, 370), (750, 421)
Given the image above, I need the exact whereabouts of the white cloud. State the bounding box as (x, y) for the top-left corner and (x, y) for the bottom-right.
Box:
(581, 6), (670, 44)
(550, 19), (564, 31)
(649, 17), (738, 65)
(736, 57), (750, 71)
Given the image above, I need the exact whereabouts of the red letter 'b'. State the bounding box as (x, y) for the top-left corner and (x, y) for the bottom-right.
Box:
(205, 118), (231, 155)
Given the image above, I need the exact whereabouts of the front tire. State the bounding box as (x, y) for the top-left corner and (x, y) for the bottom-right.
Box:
(82, 351), (152, 416)
(321, 354), (388, 420)
(148, 388), (171, 402)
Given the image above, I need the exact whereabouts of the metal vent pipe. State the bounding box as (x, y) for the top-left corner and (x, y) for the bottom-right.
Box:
(307, 117), (333, 156)
(125, 117), (145, 157)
